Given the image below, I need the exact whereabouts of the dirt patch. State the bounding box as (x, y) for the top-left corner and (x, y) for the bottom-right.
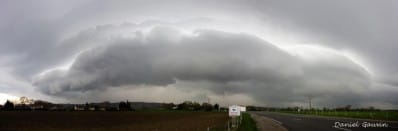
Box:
(0, 111), (228, 131)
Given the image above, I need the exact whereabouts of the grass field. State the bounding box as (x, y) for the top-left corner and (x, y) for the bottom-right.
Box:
(0, 111), (228, 131)
(277, 110), (398, 121)
(237, 113), (257, 131)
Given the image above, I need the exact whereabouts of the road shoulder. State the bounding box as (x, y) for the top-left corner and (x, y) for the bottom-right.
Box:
(250, 113), (288, 131)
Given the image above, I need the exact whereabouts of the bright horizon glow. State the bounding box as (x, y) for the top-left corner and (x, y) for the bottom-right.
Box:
(0, 93), (19, 105)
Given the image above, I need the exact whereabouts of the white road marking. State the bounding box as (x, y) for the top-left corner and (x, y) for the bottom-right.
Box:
(263, 116), (283, 125)
(294, 118), (302, 120)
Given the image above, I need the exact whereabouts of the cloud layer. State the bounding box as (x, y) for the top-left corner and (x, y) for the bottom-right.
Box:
(33, 26), (376, 107)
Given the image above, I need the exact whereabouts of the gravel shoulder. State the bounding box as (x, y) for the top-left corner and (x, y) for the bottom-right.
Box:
(250, 112), (288, 131)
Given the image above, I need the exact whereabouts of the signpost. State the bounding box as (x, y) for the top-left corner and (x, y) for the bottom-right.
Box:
(228, 105), (246, 129)
(229, 105), (241, 116)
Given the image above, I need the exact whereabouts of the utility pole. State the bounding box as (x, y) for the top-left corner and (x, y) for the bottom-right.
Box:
(224, 83), (228, 106)
(308, 96), (312, 110)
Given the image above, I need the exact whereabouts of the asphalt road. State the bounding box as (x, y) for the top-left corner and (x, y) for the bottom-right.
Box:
(251, 111), (398, 131)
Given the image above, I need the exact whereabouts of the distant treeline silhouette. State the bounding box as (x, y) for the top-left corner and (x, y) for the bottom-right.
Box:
(0, 99), (220, 112)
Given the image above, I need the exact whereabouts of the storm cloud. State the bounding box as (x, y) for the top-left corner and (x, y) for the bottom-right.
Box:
(33, 26), (373, 107)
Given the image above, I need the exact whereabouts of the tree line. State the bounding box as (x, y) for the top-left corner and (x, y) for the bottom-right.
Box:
(163, 101), (220, 111)
(0, 99), (220, 111)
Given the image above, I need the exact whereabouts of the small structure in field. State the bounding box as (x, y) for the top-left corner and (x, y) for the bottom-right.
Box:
(74, 105), (85, 111)
(240, 106), (246, 112)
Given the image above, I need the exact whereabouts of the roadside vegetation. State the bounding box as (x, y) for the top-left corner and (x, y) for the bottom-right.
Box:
(237, 113), (257, 131)
(247, 105), (398, 121)
(278, 110), (398, 121)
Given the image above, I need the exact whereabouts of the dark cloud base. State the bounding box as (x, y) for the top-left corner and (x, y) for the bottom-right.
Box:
(32, 26), (389, 107)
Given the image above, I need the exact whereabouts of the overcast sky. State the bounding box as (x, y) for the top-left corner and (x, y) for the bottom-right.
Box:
(1, 0), (397, 108)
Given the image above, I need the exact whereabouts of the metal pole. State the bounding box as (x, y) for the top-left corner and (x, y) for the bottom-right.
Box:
(227, 120), (230, 131)
(309, 96), (312, 110)
(236, 117), (239, 128)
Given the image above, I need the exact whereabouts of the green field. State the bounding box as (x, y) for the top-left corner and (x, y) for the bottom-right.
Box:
(277, 110), (398, 121)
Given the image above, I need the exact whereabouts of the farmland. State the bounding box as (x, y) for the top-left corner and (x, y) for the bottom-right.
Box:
(0, 111), (228, 131)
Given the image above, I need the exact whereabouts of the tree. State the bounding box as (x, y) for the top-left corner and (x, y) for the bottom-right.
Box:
(33, 100), (53, 110)
(162, 103), (175, 110)
(119, 100), (132, 111)
(178, 101), (196, 110)
(177, 101), (201, 110)
(119, 101), (126, 110)
(84, 102), (90, 110)
(214, 103), (219, 111)
(344, 105), (352, 111)
(368, 106), (375, 111)
(192, 102), (201, 110)
(4, 100), (14, 110)
(177, 102), (189, 110)
(201, 103), (213, 111)
(20, 96), (32, 104)
(126, 100), (131, 110)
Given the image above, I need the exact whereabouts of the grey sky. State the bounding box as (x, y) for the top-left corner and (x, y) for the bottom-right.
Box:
(0, 0), (397, 108)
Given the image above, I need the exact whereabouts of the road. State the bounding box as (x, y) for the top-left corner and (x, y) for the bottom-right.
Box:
(251, 111), (398, 131)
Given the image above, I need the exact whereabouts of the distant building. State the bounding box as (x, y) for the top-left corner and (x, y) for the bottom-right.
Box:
(74, 105), (85, 111)
(14, 104), (31, 110)
(30, 105), (44, 110)
(240, 106), (246, 112)
(97, 107), (106, 111)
